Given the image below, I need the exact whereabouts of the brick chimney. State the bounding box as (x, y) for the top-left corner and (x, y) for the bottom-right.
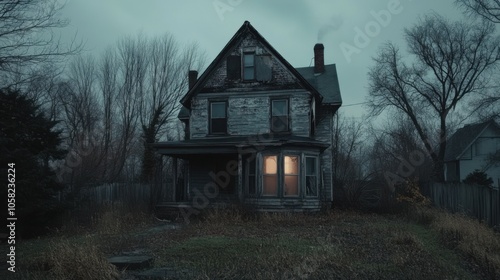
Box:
(188, 70), (198, 90)
(314, 43), (325, 74)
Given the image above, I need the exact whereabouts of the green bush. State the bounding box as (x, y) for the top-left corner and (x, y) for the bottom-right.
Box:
(463, 170), (493, 187)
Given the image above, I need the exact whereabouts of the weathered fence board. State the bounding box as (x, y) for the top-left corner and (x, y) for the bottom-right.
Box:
(427, 182), (499, 226)
(82, 183), (151, 205)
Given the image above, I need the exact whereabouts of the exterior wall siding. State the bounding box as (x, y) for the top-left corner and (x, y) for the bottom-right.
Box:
(190, 90), (312, 138)
(315, 106), (334, 205)
(203, 34), (301, 92)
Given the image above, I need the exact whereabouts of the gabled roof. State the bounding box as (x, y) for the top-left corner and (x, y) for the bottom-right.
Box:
(444, 119), (500, 161)
(296, 64), (342, 105)
(180, 21), (324, 109)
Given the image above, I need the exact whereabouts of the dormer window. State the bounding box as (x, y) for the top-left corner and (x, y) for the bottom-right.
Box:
(209, 101), (227, 134)
(271, 99), (289, 133)
(243, 52), (255, 80)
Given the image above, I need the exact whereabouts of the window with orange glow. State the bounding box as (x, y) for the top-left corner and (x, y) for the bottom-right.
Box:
(284, 155), (298, 196)
(263, 155), (278, 195)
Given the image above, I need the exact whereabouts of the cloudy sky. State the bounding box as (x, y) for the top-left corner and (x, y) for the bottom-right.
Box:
(61, 0), (465, 118)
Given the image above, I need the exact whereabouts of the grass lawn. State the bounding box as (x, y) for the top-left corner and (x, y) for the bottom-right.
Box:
(1, 206), (499, 279)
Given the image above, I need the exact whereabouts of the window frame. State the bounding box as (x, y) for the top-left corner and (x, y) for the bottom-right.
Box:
(209, 100), (228, 135)
(270, 98), (290, 133)
(283, 154), (300, 197)
(262, 154), (279, 197)
(305, 156), (319, 197)
(243, 52), (255, 81)
(245, 155), (257, 196)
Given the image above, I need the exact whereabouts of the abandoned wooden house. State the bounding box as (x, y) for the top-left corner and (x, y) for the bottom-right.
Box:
(153, 21), (342, 213)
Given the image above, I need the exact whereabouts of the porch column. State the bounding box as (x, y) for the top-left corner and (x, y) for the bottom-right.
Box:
(238, 153), (243, 202)
(172, 157), (177, 202)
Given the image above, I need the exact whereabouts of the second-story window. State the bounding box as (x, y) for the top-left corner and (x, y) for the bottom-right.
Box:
(243, 53), (255, 80)
(210, 101), (227, 134)
(271, 99), (289, 133)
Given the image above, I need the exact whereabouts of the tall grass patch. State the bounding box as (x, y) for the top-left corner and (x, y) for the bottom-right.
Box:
(409, 206), (500, 278)
(42, 237), (119, 280)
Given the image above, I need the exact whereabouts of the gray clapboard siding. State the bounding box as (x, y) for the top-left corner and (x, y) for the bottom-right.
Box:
(315, 106), (334, 203)
(190, 91), (312, 138)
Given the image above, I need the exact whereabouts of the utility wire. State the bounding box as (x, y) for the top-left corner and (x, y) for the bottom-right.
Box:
(342, 102), (368, 107)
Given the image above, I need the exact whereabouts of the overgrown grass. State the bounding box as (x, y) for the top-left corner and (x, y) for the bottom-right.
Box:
(145, 208), (483, 279)
(409, 206), (500, 279)
(1, 202), (154, 280)
(3, 205), (499, 279)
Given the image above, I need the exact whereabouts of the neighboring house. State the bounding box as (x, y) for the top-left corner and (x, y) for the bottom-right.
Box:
(152, 21), (342, 211)
(444, 120), (500, 188)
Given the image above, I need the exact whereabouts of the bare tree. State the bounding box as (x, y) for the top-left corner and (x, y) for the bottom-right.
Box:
(331, 113), (377, 208)
(0, 0), (81, 87)
(112, 35), (146, 181)
(368, 14), (500, 181)
(139, 36), (205, 182)
(455, 0), (500, 23)
(98, 48), (119, 182)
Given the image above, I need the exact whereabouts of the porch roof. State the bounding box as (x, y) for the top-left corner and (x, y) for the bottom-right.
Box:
(152, 134), (329, 156)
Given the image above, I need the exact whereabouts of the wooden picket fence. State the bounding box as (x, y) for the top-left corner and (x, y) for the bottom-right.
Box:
(427, 182), (499, 226)
(81, 183), (151, 206)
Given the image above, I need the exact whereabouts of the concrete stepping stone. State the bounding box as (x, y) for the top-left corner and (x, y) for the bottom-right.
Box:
(133, 267), (198, 280)
(108, 255), (153, 270)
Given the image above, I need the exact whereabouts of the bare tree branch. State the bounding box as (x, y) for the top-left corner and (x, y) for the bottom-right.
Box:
(0, 0), (82, 88)
(455, 0), (500, 23)
(367, 14), (500, 181)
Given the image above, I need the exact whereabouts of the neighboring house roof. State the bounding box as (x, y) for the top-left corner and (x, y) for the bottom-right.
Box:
(180, 21), (340, 109)
(444, 119), (500, 161)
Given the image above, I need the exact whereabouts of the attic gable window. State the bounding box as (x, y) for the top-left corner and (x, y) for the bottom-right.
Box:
(209, 101), (227, 134)
(243, 53), (255, 80)
(271, 99), (289, 133)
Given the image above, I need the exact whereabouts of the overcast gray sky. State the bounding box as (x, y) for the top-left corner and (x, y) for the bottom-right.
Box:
(62, 0), (464, 118)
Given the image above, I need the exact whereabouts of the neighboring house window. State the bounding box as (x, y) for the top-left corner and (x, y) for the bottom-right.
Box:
(305, 157), (317, 196)
(284, 155), (299, 196)
(475, 138), (500, 156)
(271, 99), (289, 132)
(243, 53), (255, 80)
(210, 101), (227, 134)
(263, 155), (278, 196)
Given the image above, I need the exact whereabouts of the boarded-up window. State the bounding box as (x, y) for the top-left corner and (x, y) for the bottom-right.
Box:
(227, 55), (241, 80)
(255, 55), (272, 82)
